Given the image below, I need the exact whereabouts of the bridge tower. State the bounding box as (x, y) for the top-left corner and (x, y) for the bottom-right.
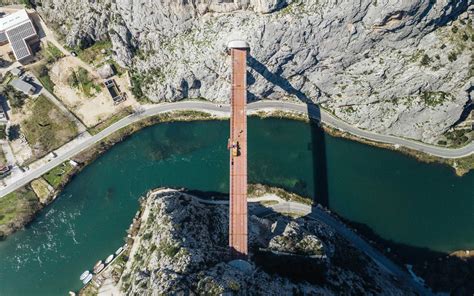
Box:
(228, 40), (249, 258)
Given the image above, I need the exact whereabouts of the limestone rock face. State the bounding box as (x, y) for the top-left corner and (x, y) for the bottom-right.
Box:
(116, 189), (416, 295)
(32, 0), (473, 143)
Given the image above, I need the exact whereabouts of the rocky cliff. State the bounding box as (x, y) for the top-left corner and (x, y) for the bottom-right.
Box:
(32, 0), (473, 143)
(110, 189), (416, 295)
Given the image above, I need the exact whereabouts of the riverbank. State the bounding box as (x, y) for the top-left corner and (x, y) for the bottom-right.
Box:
(1, 108), (471, 240)
(252, 109), (473, 176)
(0, 111), (220, 240)
(78, 187), (416, 295)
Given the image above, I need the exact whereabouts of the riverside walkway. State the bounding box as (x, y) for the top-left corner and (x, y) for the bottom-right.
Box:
(0, 100), (472, 198)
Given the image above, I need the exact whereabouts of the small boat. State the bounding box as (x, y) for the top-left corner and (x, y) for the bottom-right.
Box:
(115, 247), (123, 255)
(105, 254), (114, 264)
(94, 263), (105, 274)
(79, 270), (90, 281)
(82, 274), (93, 285)
(93, 260), (103, 269)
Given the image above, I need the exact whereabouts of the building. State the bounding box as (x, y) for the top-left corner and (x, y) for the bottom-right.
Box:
(0, 10), (39, 63)
(10, 78), (35, 95)
(9, 67), (23, 76)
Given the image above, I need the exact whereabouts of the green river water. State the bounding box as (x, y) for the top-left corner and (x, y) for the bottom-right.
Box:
(0, 118), (472, 295)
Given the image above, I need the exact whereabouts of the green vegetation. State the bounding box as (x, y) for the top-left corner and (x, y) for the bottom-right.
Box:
(88, 106), (134, 135)
(43, 42), (64, 63)
(159, 241), (180, 258)
(0, 124), (6, 140)
(248, 183), (312, 205)
(43, 162), (75, 189)
(420, 54), (432, 66)
(68, 67), (101, 97)
(30, 178), (53, 203)
(21, 95), (78, 158)
(31, 64), (55, 94)
(0, 186), (40, 238)
(129, 68), (165, 103)
(421, 91), (450, 107)
(444, 129), (471, 147)
(77, 40), (113, 65)
(1, 85), (27, 110)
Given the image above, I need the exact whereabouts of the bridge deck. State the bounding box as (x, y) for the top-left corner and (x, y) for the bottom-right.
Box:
(229, 47), (248, 257)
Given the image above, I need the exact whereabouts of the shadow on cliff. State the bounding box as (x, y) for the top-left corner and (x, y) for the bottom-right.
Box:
(246, 55), (329, 208)
(345, 219), (474, 295)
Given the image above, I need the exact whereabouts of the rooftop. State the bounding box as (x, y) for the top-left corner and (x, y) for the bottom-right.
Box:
(0, 10), (37, 61)
(0, 10), (30, 31)
(10, 78), (35, 94)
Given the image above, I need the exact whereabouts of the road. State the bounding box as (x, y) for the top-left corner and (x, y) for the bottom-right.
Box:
(174, 191), (430, 295)
(252, 200), (431, 295)
(0, 100), (472, 197)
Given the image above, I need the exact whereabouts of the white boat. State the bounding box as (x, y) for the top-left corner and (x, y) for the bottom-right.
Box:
(105, 254), (114, 264)
(94, 263), (105, 274)
(79, 270), (90, 281)
(93, 260), (103, 269)
(115, 247), (123, 255)
(82, 274), (93, 285)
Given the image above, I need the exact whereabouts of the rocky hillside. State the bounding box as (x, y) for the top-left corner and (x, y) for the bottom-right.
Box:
(30, 0), (473, 143)
(111, 189), (416, 295)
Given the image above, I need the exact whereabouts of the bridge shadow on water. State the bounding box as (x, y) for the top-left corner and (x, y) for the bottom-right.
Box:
(247, 55), (329, 208)
(245, 55), (474, 294)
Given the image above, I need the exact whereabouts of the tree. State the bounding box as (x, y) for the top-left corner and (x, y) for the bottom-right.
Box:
(68, 71), (79, 87)
(9, 91), (27, 109)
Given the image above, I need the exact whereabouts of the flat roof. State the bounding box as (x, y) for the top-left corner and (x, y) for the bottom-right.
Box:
(0, 10), (37, 61)
(10, 78), (34, 93)
(0, 10), (30, 31)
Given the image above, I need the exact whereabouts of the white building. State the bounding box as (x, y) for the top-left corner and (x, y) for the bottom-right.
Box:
(0, 10), (39, 63)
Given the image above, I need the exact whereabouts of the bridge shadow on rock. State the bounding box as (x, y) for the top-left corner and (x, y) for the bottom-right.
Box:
(247, 55), (329, 207)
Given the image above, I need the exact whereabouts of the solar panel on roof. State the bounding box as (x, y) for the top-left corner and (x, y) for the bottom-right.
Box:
(0, 31), (7, 43)
(5, 21), (36, 60)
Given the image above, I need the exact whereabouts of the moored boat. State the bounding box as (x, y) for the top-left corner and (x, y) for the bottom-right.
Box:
(93, 260), (103, 269)
(115, 247), (123, 255)
(79, 270), (90, 281)
(105, 254), (114, 264)
(94, 263), (105, 274)
(82, 274), (93, 285)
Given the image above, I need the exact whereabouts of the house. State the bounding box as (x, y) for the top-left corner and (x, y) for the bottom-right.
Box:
(9, 67), (23, 76)
(0, 10), (39, 63)
(10, 78), (35, 95)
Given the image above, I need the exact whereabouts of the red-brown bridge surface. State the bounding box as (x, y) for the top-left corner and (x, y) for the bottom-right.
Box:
(229, 46), (248, 258)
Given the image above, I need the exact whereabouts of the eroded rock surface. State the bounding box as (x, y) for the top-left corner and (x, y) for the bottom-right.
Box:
(32, 0), (473, 143)
(115, 189), (416, 295)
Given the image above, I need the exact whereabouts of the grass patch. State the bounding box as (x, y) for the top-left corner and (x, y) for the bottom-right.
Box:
(88, 106), (134, 135)
(21, 95), (78, 158)
(30, 178), (53, 203)
(77, 40), (113, 66)
(43, 161), (75, 189)
(43, 42), (64, 63)
(30, 63), (55, 94)
(68, 67), (101, 97)
(0, 186), (40, 238)
(248, 183), (313, 205)
(0, 147), (6, 167)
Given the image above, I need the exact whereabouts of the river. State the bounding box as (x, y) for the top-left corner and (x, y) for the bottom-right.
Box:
(0, 118), (472, 295)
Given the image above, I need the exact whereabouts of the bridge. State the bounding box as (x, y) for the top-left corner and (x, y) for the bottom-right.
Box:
(228, 40), (250, 258)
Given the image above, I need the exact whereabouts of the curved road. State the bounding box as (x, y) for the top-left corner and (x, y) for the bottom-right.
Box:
(0, 100), (472, 197)
(179, 191), (430, 295)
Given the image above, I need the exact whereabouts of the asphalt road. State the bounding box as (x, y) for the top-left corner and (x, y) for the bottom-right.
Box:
(253, 201), (431, 295)
(0, 100), (472, 197)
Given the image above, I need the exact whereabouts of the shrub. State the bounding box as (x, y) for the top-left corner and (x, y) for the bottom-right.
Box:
(420, 54), (431, 66)
(448, 52), (457, 62)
